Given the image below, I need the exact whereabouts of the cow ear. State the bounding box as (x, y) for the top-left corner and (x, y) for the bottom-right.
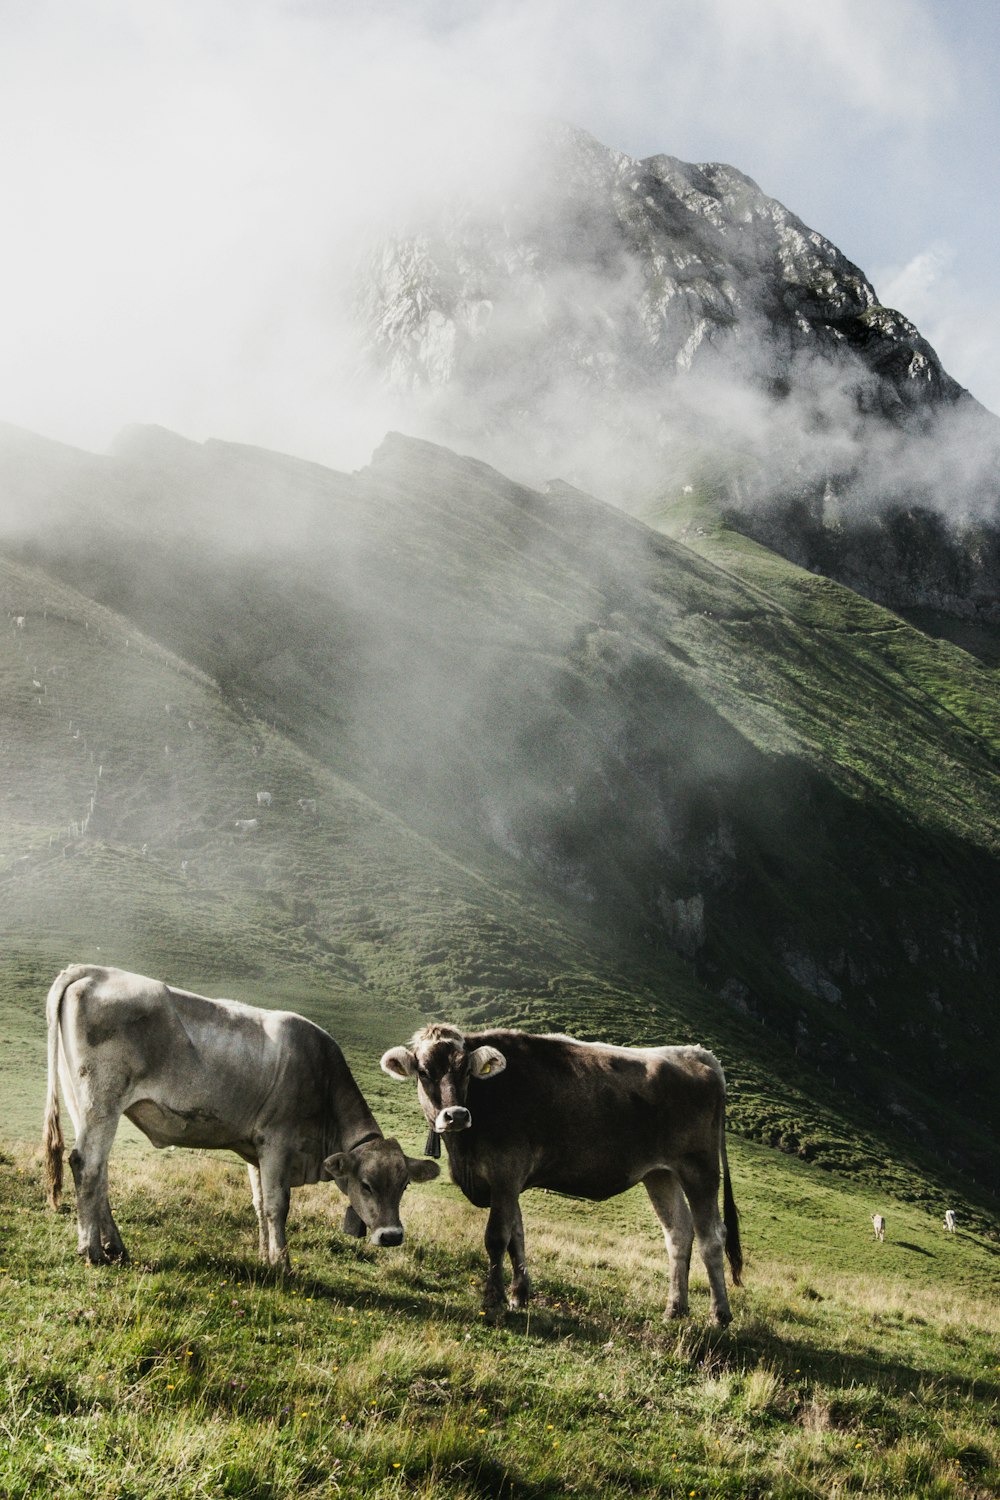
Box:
(406, 1156), (441, 1183)
(469, 1045), (506, 1079)
(380, 1046), (416, 1079)
(323, 1152), (352, 1179)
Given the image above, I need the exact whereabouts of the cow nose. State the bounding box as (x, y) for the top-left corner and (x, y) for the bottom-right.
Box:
(439, 1106), (471, 1131)
(370, 1226), (404, 1248)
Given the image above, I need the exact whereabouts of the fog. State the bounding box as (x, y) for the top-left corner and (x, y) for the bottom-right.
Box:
(3, 5), (999, 1188)
(1, 0), (995, 477)
(2, 1), (999, 669)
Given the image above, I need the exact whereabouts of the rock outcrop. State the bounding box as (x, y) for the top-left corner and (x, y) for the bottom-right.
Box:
(355, 122), (1000, 620)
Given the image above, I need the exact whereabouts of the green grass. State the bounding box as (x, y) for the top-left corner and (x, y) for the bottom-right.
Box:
(1, 1141), (996, 1499)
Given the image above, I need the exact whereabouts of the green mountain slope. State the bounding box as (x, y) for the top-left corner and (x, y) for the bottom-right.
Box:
(0, 425), (998, 1226)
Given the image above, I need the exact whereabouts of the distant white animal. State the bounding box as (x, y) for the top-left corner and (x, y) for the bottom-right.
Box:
(14, 616), (25, 628)
(871, 1213), (885, 1242)
(235, 818), (259, 833)
(682, 485), (693, 495)
(256, 791), (272, 807)
(944, 1209), (957, 1234)
(297, 797), (317, 814)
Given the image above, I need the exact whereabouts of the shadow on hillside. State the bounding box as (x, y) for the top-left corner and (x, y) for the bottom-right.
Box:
(893, 1240), (935, 1257)
(661, 1317), (1000, 1407)
(147, 1243), (999, 1409)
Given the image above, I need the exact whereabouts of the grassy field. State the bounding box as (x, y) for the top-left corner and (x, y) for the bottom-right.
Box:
(1, 1134), (996, 1499)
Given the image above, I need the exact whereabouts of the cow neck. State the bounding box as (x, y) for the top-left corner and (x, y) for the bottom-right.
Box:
(324, 1040), (384, 1157)
(347, 1129), (382, 1153)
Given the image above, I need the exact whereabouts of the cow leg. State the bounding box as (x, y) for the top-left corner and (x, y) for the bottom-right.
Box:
(68, 1114), (123, 1265)
(643, 1168), (694, 1319)
(247, 1164), (268, 1260)
(508, 1201), (531, 1309)
(483, 1196), (520, 1310)
(257, 1153), (292, 1269)
(677, 1154), (732, 1328)
(98, 1197), (128, 1263)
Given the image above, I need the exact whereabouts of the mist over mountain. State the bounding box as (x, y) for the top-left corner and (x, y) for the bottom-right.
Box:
(356, 122), (1000, 624)
(2, 421), (998, 1213)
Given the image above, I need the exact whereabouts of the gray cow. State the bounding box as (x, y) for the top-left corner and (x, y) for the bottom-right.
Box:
(381, 1024), (742, 1325)
(43, 965), (438, 1267)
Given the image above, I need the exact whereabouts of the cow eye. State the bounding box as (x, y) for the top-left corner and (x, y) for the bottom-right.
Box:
(360, 1180), (373, 1194)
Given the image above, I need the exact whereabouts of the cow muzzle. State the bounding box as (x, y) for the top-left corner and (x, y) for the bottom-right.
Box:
(435, 1106), (471, 1133)
(370, 1225), (404, 1248)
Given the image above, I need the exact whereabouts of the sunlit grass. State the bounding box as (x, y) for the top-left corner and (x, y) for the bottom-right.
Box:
(1, 1144), (996, 1498)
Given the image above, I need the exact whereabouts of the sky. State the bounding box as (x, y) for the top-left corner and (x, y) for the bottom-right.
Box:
(1, 0), (998, 467)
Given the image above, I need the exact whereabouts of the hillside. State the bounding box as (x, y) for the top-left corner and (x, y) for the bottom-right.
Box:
(0, 423), (998, 1228)
(1, 1136), (997, 1499)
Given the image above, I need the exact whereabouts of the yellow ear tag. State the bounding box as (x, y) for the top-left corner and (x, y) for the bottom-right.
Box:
(481, 1063), (491, 1075)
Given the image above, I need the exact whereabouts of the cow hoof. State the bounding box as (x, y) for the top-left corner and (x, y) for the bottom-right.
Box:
(509, 1277), (531, 1310)
(665, 1304), (689, 1321)
(712, 1309), (733, 1329)
(104, 1245), (130, 1265)
(482, 1289), (508, 1322)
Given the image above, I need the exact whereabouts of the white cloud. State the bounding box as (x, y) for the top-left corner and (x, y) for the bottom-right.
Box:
(877, 246), (954, 325)
(0, 0), (976, 460)
(877, 245), (1000, 414)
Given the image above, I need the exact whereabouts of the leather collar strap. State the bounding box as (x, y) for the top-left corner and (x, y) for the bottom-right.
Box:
(347, 1130), (382, 1152)
(424, 1126), (442, 1159)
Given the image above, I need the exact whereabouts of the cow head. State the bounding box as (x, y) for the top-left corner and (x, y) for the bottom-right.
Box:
(322, 1136), (438, 1247)
(380, 1024), (507, 1136)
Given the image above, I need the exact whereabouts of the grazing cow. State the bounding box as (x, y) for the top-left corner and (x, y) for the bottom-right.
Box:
(872, 1213), (886, 1241)
(235, 818), (259, 833)
(944, 1209), (957, 1234)
(43, 965), (438, 1267)
(256, 791), (272, 808)
(381, 1025), (742, 1325)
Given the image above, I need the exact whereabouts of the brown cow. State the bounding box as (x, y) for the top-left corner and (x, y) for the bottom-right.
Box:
(43, 965), (439, 1267)
(381, 1024), (742, 1325)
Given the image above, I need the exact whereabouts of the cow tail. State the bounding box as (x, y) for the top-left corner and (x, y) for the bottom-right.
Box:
(42, 969), (73, 1209)
(720, 1106), (743, 1287)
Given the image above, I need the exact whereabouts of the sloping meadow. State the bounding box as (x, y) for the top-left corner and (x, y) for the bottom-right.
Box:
(1, 1141), (996, 1499)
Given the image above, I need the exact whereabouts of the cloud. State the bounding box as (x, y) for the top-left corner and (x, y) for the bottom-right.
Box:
(0, 0), (969, 464)
(877, 245), (1000, 414)
(877, 246), (955, 326)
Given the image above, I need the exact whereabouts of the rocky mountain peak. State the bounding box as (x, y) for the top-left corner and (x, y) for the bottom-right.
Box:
(356, 122), (967, 435)
(353, 121), (1000, 623)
